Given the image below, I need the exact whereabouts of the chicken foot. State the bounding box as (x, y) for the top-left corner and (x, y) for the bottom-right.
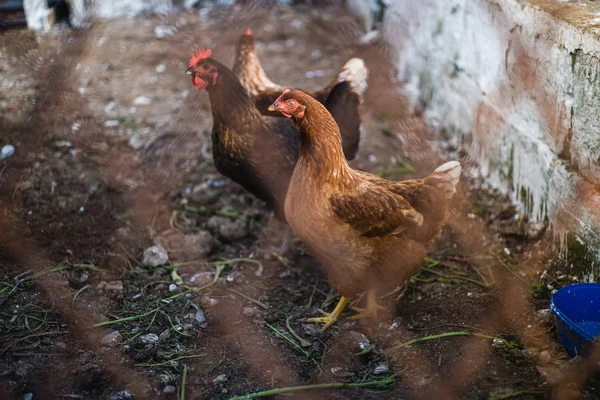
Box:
(350, 290), (386, 321)
(306, 296), (349, 331)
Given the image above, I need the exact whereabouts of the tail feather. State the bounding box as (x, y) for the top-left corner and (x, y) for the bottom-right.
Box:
(425, 161), (461, 199)
(333, 58), (368, 101)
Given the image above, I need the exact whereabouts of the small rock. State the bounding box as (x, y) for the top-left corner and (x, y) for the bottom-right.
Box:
(155, 25), (176, 38)
(55, 342), (67, 352)
(374, 364), (389, 375)
(69, 271), (89, 289)
(104, 120), (120, 127)
(330, 366), (353, 377)
(133, 96), (152, 105)
(139, 333), (159, 344)
(100, 330), (122, 347)
(537, 308), (552, 324)
(155, 64), (166, 73)
(207, 216), (248, 241)
(242, 307), (256, 317)
(162, 230), (214, 260)
(349, 331), (370, 351)
(163, 385), (176, 394)
(105, 281), (123, 291)
(538, 350), (552, 365)
(55, 140), (73, 148)
(159, 330), (170, 342)
(188, 230), (216, 256)
(190, 271), (214, 286)
(194, 307), (207, 327)
(212, 374), (227, 384)
(142, 245), (169, 267)
(24, 393), (33, 400)
(0, 145), (15, 160)
(107, 391), (133, 400)
(15, 362), (33, 377)
(169, 284), (177, 292)
(302, 324), (320, 336)
(200, 296), (219, 308)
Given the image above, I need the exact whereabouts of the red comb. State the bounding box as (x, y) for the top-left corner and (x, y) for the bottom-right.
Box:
(190, 48), (212, 66)
(245, 28), (252, 35)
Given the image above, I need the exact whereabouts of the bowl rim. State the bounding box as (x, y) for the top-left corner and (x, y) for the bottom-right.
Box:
(550, 282), (600, 342)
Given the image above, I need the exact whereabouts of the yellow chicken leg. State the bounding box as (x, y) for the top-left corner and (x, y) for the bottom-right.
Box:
(307, 296), (349, 331)
(350, 290), (386, 321)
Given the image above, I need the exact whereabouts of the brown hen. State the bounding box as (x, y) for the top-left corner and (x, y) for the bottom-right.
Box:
(233, 29), (366, 159)
(268, 89), (461, 329)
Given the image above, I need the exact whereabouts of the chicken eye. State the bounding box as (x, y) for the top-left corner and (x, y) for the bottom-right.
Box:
(288, 100), (295, 106)
(202, 63), (210, 70)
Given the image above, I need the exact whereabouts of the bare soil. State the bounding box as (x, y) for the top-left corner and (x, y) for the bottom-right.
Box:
(0, 4), (598, 400)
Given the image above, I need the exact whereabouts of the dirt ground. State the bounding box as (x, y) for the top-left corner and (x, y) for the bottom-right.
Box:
(0, 4), (599, 400)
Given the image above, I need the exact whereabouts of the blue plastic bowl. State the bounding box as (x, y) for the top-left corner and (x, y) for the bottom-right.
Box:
(550, 283), (600, 357)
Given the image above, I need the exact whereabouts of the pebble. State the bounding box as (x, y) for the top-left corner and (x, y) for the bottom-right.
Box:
(0, 144), (15, 160)
(24, 394), (33, 400)
(349, 331), (370, 350)
(140, 333), (159, 344)
(304, 70), (326, 79)
(169, 284), (177, 292)
(69, 272), (89, 289)
(154, 25), (176, 38)
(107, 391), (133, 400)
(55, 342), (67, 352)
(142, 245), (169, 267)
(212, 374), (227, 384)
(104, 120), (120, 127)
(537, 308), (553, 324)
(155, 64), (166, 73)
(200, 296), (219, 308)
(100, 330), (123, 347)
(133, 96), (152, 105)
(194, 306), (208, 327)
(207, 216), (248, 241)
(184, 231), (215, 258)
(163, 385), (176, 394)
(242, 307), (256, 317)
(374, 364), (389, 375)
(159, 330), (170, 342)
(105, 280), (124, 291)
(190, 271), (214, 286)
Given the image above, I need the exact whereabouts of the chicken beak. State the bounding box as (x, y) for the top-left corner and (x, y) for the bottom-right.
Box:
(185, 67), (194, 75)
(267, 102), (277, 112)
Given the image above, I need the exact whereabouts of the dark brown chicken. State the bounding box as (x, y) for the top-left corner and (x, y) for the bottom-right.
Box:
(185, 48), (297, 225)
(268, 89), (461, 329)
(184, 49), (364, 252)
(233, 29), (366, 159)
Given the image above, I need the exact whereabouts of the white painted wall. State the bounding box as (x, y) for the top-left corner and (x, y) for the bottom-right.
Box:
(383, 0), (600, 223)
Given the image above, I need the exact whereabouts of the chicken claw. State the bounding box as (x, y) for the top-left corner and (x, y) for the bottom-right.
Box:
(350, 290), (386, 321)
(307, 297), (349, 331)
